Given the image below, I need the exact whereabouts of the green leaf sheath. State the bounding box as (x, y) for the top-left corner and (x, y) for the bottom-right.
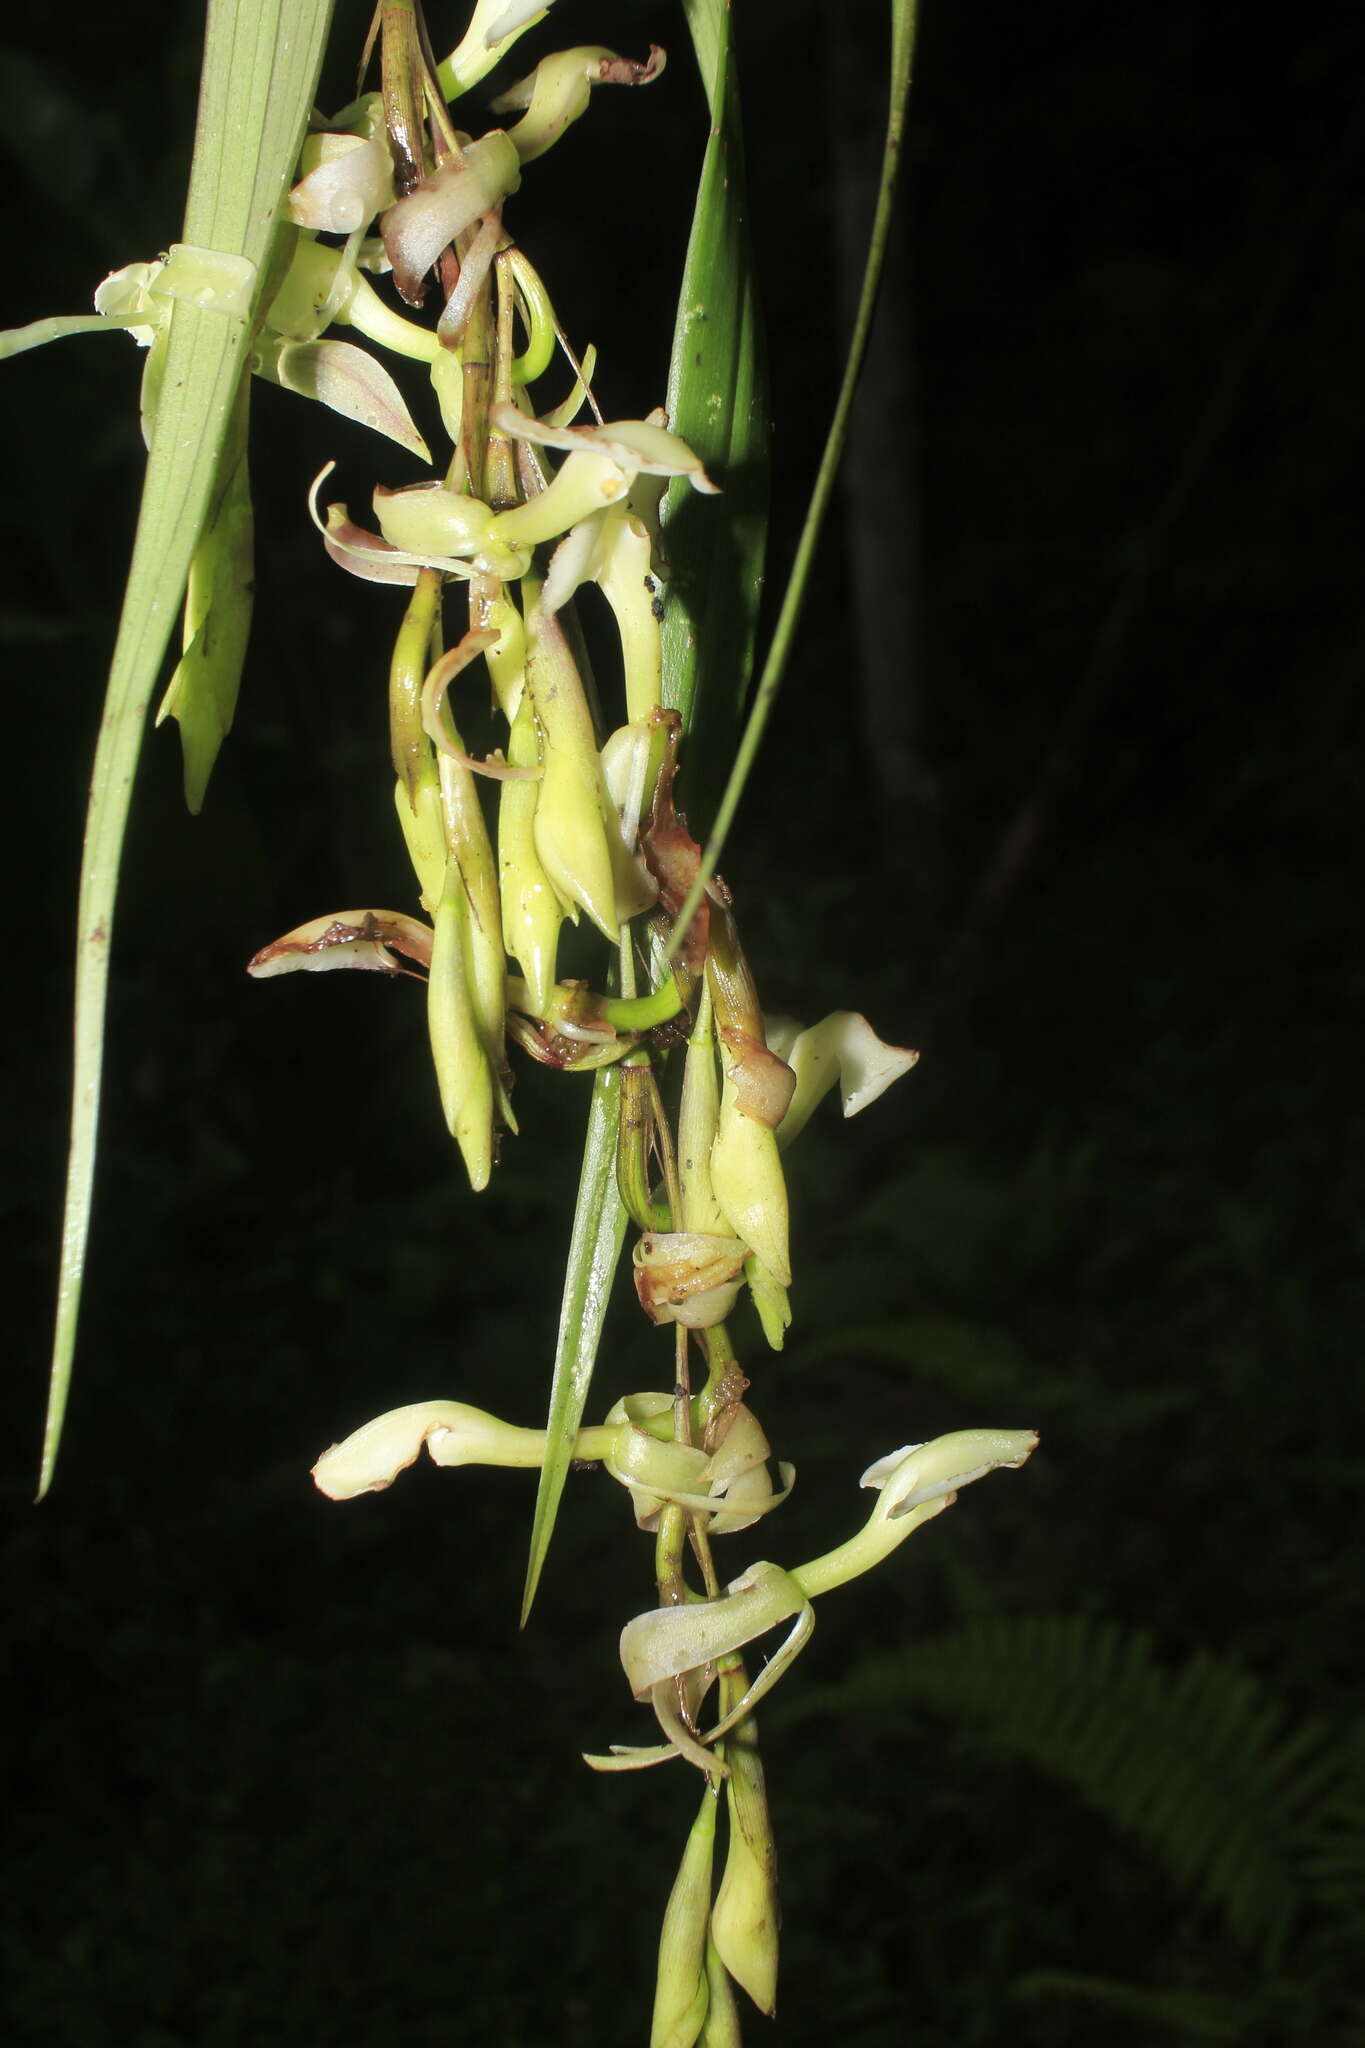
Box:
(521, 1066), (629, 1622)
(40, 0), (336, 1498)
(667, 0), (921, 958)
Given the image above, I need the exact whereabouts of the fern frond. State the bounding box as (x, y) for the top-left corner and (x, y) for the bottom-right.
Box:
(1012, 1967), (1251, 2040)
(783, 1613), (1348, 1962)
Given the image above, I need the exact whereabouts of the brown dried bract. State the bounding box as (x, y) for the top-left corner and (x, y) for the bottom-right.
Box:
(718, 1026), (798, 1128)
(639, 711), (725, 973)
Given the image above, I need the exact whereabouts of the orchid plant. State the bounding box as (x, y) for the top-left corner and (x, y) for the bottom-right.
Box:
(9, 0), (1035, 2037)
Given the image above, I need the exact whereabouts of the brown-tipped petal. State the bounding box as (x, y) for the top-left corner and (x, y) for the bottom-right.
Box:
(247, 909), (433, 977)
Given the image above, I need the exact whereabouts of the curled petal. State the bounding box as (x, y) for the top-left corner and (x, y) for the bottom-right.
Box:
(491, 44), (666, 164)
(437, 206), (505, 345)
(93, 259), (167, 345)
(648, 1680), (728, 1779)
(421, 627), (537, 779)
(308, 463), (417, 583)
(247, 908), (433, 977)
(289, 132), (396, 233)
(381, 133), (522, 302)
(632, 1230), (749, 1328)
(581, 1742), (681, 1774)
(620, 1560), (808, 1699)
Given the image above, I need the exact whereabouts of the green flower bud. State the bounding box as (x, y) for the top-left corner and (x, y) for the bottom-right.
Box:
(711, 1690), (779, 2016)
(678, 983), (727, 1237)
(699, 1935), (742, 2047)
(651, 1783), (717, 2048)
(428, 862), (495, 1190)
(709, 1077), (791, 1288)
(499, 693), (564, 1014)
(525, 604), (619, 938)
(393, 773), (446, 913)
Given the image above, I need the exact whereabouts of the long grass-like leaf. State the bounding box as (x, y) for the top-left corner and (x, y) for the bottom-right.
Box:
(38, 0), (335, 1498)
(520, 1066), (628, 1623)
(666, 0), (919, 955)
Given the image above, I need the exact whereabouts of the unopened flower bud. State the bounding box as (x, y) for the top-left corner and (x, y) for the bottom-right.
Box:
(428, 863), (495, 1190)
(711, 1693), (779, 2016)
(709, 1078), (791, 1288)
(651, 1784), (718, 2048)
(677, 984), (727, 1236)
(499, 694), (564, 1014)
(700, 1935), (742, 2046)
(525, 604), (620, 938)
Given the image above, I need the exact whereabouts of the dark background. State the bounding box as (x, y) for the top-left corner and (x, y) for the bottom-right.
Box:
(3, 1), (1361, 2042)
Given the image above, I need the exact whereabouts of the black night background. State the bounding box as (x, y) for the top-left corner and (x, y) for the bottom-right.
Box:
(2, 2), (1361, 2041)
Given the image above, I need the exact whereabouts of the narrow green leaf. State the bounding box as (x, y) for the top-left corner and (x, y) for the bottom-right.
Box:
(666, 0), (921, 956)
(521, 1065), (629, 1622)
(39, 0), (336, 1498)
(660, 0), (769, 774)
